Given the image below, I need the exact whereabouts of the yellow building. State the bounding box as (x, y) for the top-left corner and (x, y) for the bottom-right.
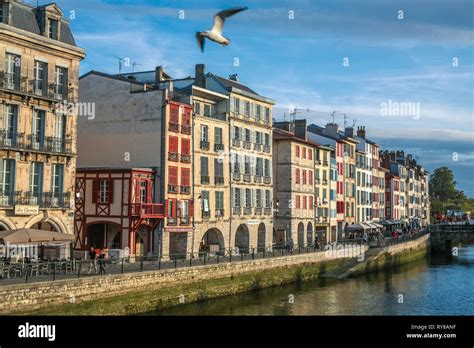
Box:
(0, 1), (84, 234)
(314, 144), (332, 242)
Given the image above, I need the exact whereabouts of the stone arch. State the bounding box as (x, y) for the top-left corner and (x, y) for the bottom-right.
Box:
(257, 223), (266, 252)
(235, 224), (250, 254)
(307, 222), (313, 245)
(86, 221), (122, 250)
(200, 228), (225, 255)
(26, 215), (68, 234)
(297, 222), (305, 246)
(136, 224), (151, 256)
(0, 216), (15, 231)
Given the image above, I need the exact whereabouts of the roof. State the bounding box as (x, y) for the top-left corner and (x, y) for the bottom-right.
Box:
(212, 74), (258, 95)
(273, 128), (321, 147)
(79, 70), (159, 88)
(5, 1), (77, 46)
(308, 124), (358, 143)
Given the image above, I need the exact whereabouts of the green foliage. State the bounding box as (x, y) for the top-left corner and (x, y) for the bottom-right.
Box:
(429, 167), (471, 221)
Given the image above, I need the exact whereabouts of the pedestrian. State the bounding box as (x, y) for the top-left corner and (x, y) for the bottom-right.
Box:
(314, 236), (320, 251)
(87, 247), (97, 274)
(98, 250), (106, 275)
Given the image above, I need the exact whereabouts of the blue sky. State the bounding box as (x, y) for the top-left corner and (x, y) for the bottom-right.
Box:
(31, 0), (474, 195)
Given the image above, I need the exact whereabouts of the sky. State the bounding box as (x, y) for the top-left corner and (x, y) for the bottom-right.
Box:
(28, 0), (474, 195)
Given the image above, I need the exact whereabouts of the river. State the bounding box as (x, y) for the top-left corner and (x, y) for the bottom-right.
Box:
(155, 243), (474, 315)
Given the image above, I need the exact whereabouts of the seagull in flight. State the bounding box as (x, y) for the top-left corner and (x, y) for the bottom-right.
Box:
(196, 7), (248, 52)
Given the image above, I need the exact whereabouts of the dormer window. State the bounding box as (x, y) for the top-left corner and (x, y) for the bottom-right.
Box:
(48, 19), (58, 40)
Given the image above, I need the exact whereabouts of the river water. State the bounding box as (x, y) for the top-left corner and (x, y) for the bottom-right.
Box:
(156, 243), (474, 316)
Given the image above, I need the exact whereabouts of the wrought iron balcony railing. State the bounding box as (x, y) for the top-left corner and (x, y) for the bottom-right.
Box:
(200, 140), (210, 150)
(201, 175), (210, 184)
(0, 130), (24, 149)
(214, 143), (224, 152)
(214, 176), (224, 185)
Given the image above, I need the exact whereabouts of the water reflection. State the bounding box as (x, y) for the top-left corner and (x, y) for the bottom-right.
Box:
(153, 244), (474, 316)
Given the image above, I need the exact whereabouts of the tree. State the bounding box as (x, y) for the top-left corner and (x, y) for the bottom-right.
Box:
(429, 167), (469, 222)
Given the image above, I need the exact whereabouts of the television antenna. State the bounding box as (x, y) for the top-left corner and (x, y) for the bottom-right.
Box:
(114, 56), (126, 75)
(131, 61), (142, 73)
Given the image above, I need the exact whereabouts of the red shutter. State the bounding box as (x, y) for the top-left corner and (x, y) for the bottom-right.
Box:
(108, 179), (114, 203)
(172, 198), (177, 217)
(182, 108), (190, 126)
(92, 179), (98, 203)
(296, 195), (300, 209)
(181, 168), (190, 186)
(181, 138), (190, 155)
(165, 199), (169, 217)
(308, 149), (313, 160)
(296, 169), (300, 184)
(169, 166), (178, 185)
(169, 136), (179, 153)
(170, 105), (179, 123)
(309, 170), (313, 185)
(303, 170), (307, 185)
(309, 196), (313, 209)
(302, 147), (306, 159)
(189, 200), (194, 217)
(295, 145), (299, 157)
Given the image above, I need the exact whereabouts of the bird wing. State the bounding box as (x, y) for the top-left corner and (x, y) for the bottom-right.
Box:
(211, 6), (248, 34)
(196, 32), (205, 52)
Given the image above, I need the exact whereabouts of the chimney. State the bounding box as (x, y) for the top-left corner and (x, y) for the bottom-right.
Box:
(357, 126), (366, 139)
(195, 64), (206, 88)
(274, 121), (292, 133)
(293, 119), (307, 140)
(155, 66), (164, 84)
(345, 126), (354, 138)
(324, 123), (339, 138)
(229, 74), (239, 82)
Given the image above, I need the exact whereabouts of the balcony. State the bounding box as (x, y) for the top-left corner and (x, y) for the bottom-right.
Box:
(167, 217), (177, 226)
(180, 154), (191, 163)
(264, 207), (272, 215)
(243, 141), (251, 150)
(323, 160), (329, 166)
(25, 135), (72, 155)
(254, 207), (262, 215)
(181, 124), (191, 135)
(215, 209), (224, 218)
(0, 131), (24, 149)
(200, 140), (210, 151)
(202, 211), (210, 219)
(168, 152), (179, 162)
(130, 203), (165, 218)
(232, 139), (241, 148)
(180, 217), (190, 225)
(243, 174), (251, 182)
(169, 122), (180, 133)
(263, 145), (271, 153)
(214, 143), (224, 152)
(264, 176), (271, 184)
(15, 192), (71, 208)
(243, 207), (252, 215)
(180, 186), (191, 194)
(168, 184), (180, 194)
(201, 175), (210, 184)
(0, 190), (19, 206)
(254, 175), (262, 183)
(232, 172), (241, 181)
(0, 73), (71, 102)
(254, 143), (262, 151)
(233, 207), (242, 215)
(215, 176), (224, 185)
(322, 179), (328, 185)
(315, 178), (321, 184)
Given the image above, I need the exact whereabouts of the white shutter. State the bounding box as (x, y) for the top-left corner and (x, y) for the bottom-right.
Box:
(230, 97), (234, 113)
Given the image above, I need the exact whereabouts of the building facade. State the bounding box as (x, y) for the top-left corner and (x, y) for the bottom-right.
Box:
(0, 1), (84, 234)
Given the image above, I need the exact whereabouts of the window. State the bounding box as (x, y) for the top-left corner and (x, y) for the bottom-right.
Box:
(256, 105), (261, 119)
(201, 191), (210, 215)
(256, 189), (262, 207)
(4, 104), (18, 141)
(204, 104), (212, 117)
(309, 170), (313, 185)
(0, 5), (3, 23)
(245, 101), (250, 116)
(170, 105), (179, 124)
(52, 113), (66, 145)
(98, 179), (110, 204)
(5, 53), (20, 90)
(139, 181), (148, 203)
(200, 157), (209, 180)
(302, 147), (306, 159)
(255, 131), (261, 144)
(296, 168), (300, 184)
(265, 107), (270, 122)
(214, 158), (224, 178)
(169, 136), (179, 154)
(264, 159), (270, 177)
(194, 102), (201, 115)
(54, 66), (68, 98)
(215, 191), (224, 211)
(234, 98), (240, 113)
(32, 109), (45, 147)
(181, 138), (190, 155)
(302, 170), (307, 185)
(168, 166), (178, 186)
(48, 18), (59, 40)
(295, 145), (300, 157)
(29, 162), (43, 196)
(245, 129), (251, 142)
(308, 149), (313, 160)
(303, 196), (307, 209)
(265, 190), (271, 208)
(244, 155), (251, 174)
(245, 188), (252, 207)
(296, 195), (300, 209)
(182, 108), (191, 126)
(233, 126), (240, 140)
(234, 188), (241, 207)
(264, 133), (270, 146)
(0, 159), (15, 196)
(309, 196), (313, 209)
(215, 127), (222, 145)
(233, 154), (240, 174)
(181, 168), (190, 188)
(200, 125), (208, 142)
(51, 164), (64, 195)
(33, 61), (48, 95)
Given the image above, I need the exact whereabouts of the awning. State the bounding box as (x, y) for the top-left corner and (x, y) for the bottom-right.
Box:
(0, 228), (75, 244)
(367, 221), (384, 229)
(347, 223), (370, 230)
